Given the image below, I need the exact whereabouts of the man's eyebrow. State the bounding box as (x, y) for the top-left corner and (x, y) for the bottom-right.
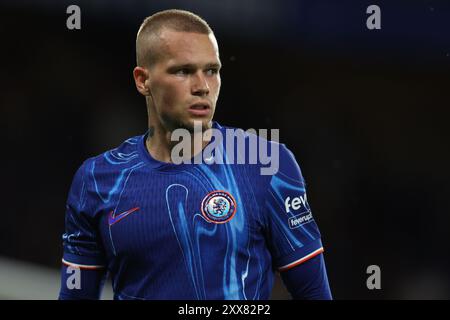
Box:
(168, 62), (222, 70)
(205, 62), (222, 69)
(169, 63), (195, 69)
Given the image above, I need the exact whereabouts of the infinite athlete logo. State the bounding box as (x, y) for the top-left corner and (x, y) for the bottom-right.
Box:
(201, 190), (237, 224)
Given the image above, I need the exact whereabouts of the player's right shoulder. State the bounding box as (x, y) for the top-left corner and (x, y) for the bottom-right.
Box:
(72, 134), (145, 184)
(67, 134), (146, 214)
(85, 134), (144, 168)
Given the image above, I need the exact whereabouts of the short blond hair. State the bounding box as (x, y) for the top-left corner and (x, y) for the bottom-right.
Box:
(136, 9), (213, 67)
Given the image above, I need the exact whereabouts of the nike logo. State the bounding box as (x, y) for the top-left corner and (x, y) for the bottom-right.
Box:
(108, 207), (140, 226)
(204, 155), (214, 164)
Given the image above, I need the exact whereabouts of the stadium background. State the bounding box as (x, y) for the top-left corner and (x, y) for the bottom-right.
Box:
(0, 0), (449, 299)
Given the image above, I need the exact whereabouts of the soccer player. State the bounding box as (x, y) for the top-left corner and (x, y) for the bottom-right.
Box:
(59, 9), (332, 300)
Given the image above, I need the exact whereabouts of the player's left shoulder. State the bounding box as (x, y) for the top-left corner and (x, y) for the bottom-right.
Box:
(215, 122), (303, 179)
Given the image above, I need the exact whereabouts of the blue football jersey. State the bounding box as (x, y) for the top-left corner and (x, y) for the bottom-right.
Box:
(59, 122), (325, 300)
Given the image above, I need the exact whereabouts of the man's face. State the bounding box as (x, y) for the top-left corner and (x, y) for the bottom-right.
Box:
(146, 29), (221, 132)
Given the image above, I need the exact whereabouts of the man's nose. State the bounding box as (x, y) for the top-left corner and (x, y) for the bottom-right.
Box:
(191, 71), (210, 96)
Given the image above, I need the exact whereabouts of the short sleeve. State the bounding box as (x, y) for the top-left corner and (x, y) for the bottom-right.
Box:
(264, 144), (324, 272)
(62, 160), (106, 269)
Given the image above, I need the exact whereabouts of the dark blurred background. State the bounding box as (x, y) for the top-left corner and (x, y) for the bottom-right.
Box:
(0, 0), (449, 299)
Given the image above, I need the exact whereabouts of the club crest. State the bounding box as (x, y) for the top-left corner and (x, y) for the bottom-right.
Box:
(201, 190), (237, 224)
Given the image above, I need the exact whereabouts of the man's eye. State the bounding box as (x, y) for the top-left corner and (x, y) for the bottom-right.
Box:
(205, 68), (219, 76)
(175, 69), (190, 75)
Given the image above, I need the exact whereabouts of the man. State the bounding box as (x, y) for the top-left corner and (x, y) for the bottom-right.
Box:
(59, 9), (332, 300)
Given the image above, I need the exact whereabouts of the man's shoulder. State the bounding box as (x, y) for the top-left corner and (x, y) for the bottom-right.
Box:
(216, 122), (297, 178)
(79, 133), (146, 175)
(216, 122), (285, 150)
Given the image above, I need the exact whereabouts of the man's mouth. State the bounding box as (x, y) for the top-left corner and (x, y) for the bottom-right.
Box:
(188, 102), (211, 116)
(189, 103), (210, 110)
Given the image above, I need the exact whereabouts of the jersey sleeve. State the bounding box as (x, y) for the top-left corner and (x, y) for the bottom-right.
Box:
(263, 144), (324, 272)
(280, 253), (332, 300)
(59, 160), (107, 299)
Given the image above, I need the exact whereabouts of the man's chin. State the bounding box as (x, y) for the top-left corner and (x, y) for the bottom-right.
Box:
(160, 113), (213, 133)
(179, 118), (213, 132)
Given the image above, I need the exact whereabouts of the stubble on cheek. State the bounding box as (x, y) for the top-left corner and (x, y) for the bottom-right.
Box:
(157, 90), (190, 130)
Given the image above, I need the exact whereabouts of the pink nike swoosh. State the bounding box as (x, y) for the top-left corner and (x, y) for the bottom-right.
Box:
(108, 207), (140, 226)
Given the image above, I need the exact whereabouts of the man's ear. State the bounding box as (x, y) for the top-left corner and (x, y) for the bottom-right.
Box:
(133, 66), (151, 96)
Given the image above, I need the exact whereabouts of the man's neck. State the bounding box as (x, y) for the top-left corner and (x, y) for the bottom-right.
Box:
(145, 122), (212, 164)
